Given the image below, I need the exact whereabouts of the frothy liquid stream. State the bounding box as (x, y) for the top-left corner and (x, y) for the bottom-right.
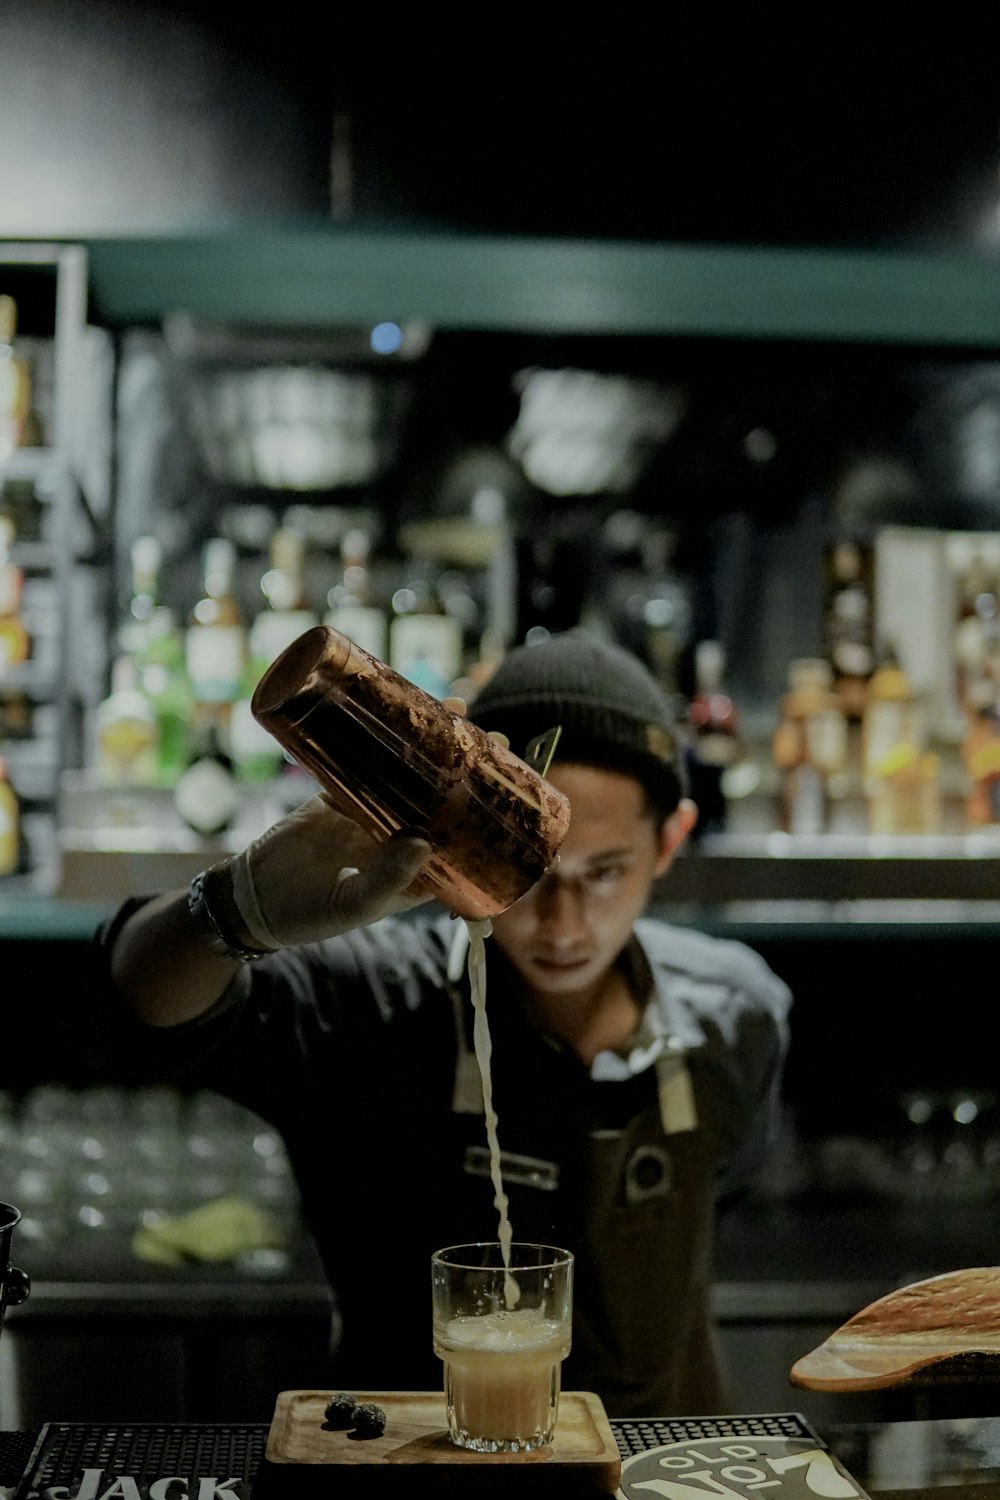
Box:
(465, 916), (519, 1309)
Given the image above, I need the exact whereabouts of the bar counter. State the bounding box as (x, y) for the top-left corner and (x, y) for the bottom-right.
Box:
(1, 1230), (335, 1430)
(4, 876), (1000, 1490)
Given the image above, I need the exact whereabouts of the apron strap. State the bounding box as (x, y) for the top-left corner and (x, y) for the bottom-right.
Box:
(656, 1049), (698, 1134)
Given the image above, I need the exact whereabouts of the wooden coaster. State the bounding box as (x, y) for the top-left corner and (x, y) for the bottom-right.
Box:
(264, 1388), (620, 1488)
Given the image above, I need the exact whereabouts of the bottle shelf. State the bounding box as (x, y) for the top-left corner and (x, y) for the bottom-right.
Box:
(44, 779), (1000, 910)
(0, 446), (58, 481)
(0, 665), (59, 697)
(1, 244), (100, 889)
(664, 836), (1000, 906)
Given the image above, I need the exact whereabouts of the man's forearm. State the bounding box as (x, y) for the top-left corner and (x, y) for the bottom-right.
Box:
(106, 796), (431, 1030)
(109, 888), (240, 1027)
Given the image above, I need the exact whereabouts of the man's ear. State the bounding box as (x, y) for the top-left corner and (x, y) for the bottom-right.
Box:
(654, 798), (698, 876)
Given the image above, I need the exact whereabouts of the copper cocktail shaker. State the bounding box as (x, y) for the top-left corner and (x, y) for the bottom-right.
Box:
(251, 625), (571, 921)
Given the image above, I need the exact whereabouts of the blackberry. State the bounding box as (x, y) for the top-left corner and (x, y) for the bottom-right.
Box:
(350, 1402), (387, 1438)
(323, 1392), (358, 1428)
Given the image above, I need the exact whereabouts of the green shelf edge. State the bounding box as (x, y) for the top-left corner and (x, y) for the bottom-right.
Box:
(12, 226), (998, 346)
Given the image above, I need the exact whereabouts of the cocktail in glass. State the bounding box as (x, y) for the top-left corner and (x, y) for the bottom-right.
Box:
(431, 1242), (573, 1453)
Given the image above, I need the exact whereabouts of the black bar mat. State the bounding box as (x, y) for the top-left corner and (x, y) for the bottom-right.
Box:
(5, 1414), (873, 1500)
(0, 1433), (40, 1494)
(10, 1424), (269, 1500)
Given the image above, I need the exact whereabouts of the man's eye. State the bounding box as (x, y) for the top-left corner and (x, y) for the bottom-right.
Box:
(588, 864), (625, 888)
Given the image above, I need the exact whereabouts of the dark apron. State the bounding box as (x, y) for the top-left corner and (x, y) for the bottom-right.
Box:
(446, 983), (727, 1418)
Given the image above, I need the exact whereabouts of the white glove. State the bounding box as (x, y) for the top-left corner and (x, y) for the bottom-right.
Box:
(227, 794), (432, 950)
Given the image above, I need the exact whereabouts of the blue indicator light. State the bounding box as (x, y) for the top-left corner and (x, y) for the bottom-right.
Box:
(370, 321), (403, 355)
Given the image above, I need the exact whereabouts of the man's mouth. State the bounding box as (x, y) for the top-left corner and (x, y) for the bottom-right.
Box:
(531, 954), (591, 972)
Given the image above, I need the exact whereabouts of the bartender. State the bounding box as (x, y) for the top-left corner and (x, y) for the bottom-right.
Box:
(79, 628), (791, 1417)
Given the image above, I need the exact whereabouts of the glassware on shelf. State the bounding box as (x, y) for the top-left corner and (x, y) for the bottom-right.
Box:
(5, 1084), (305, 1255)
(893, 1088), (1000, 1203)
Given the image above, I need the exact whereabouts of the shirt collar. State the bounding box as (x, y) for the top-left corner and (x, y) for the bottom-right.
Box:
(590, 929), (703, 1081)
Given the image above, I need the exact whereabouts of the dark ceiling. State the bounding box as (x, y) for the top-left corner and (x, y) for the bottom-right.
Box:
(193, 22), (1000, 253)
(346, 64), (1000, 251)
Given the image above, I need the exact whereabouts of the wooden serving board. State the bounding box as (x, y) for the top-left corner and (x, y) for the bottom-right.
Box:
(790, 1267), (1000, 1393)
(264, 1389), (621, 1487)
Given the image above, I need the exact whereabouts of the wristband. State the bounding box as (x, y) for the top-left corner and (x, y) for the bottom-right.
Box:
(228, 847), (283, 952)
(187, 866), (277, 963)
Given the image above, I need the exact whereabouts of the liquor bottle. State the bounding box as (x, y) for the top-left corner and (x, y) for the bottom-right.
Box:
(862, 643), (939, 834)
(185, 537), (246, 714)
(684, 640), (740, 837)
(0, 686), (32, 740)
(94, 656), (158, 787)
(0, 477), (42, 543)
(824, 539), (874, 722)
(0, 515), (29, 668)
(229, 664), (286, 786)
(230, 525), (315, 782)
(389, 559), (463, 698)
(118, 534), (164, 660)
(0, 751), (20, 876)
(0, 296), (31, 463)
(963, 701), (1000, 827)
(248, 523), (317, 670)
(772, 658), (848, 835)
(632, 525), (692, 699)
(953, 548), (1000, 718)
(118, 540), (193, 785)
(136, 606), (192, 787)
(324, 525), (387, 660)
(173, 718), (240, 838)
(0, 516), (31, 747)
(861, 643), (922, 792)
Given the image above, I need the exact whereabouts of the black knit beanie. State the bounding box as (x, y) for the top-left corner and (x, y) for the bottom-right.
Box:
(469, 629), (685, 814)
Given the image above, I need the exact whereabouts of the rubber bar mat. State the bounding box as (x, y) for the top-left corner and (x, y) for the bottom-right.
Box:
(610, 1411), (821, 1453)
(0, 1433), (39, 1493)
(3, 1415), (871, 1500)
(8, 1424), (269, 1500)
(610, 1412), (872, 1499)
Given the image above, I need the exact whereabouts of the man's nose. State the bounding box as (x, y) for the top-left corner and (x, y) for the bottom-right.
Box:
(535, 875), (588, 939)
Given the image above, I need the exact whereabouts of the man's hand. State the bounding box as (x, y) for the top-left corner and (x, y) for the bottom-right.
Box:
(229, 794), (432, 950)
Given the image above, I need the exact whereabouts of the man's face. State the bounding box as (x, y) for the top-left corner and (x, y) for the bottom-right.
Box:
(489, 762), (694, 1006)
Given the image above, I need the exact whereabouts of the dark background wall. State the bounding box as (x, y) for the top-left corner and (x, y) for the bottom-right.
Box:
(7, 9), (1000, 718)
